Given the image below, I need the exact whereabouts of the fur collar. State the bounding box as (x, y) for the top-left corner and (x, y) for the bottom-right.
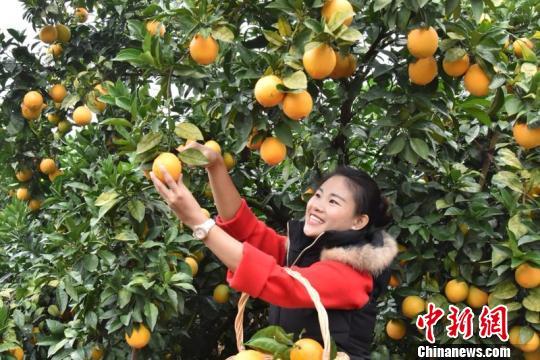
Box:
(287, 220), (398, 276)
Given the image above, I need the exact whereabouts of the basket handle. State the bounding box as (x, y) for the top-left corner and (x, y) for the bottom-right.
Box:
(233, 267), (332, 360)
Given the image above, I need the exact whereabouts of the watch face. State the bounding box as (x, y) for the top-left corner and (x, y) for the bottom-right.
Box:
(194, 228), (206, 239)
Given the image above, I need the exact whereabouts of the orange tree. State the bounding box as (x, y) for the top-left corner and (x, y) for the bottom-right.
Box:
(0, 0), (539, 358)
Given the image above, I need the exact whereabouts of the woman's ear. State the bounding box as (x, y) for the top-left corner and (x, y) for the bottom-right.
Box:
(351, 214), (369, 230)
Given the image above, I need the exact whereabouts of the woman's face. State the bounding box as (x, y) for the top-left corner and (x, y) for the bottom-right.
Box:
(303, 175), (368, 237)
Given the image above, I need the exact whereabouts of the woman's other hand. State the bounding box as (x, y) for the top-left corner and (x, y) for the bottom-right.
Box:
(177, 141), (223, 169)
(150, 166), (208, 230)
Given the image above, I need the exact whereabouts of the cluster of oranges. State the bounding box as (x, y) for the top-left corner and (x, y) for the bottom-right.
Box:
(234, 337), (324, 359)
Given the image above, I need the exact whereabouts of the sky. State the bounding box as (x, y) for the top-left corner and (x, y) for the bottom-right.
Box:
(0, 1), (36, 40)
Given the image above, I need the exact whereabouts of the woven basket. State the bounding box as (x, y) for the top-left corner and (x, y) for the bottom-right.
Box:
(226, 268), (350, 360)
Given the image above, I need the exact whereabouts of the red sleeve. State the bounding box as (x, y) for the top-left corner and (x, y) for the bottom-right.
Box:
(227, 243), (372, 309)
(216, 199), (286, 264)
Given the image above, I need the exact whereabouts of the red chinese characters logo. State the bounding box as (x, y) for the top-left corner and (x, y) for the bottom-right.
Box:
(416, 303), (508, 343)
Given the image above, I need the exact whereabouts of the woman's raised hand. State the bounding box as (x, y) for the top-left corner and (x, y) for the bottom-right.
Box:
(177, 141), (223, 169)
(150, 167), (208, 230)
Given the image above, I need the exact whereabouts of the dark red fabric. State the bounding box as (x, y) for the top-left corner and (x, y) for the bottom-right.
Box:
(215, 199), (373, 309)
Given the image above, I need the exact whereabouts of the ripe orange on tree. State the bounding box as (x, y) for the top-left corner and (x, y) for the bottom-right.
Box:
(290, 338), (323, 360)
(464, 64), (490, 97)
(21, 104), (41, 120)
(254, 75), (284, 107)
(401, 295), (425, 319)
(55, 24), (71, 43)
(303, 43), (337, 79)
(513, 123), (540, 150)
(515, 263), (540, 289)
(388, 274), (400, 288)
(213, 284), (230, 304)
(39, 25), (58, 44)
(407, 26), (439, 58)
(48, 44), (63, 59)
(90, 345), (103, 360)
(442, 53), (470, 77)
(146, 20), (166, 37)
(185, 257), (199, 276)
(125, 323), (151, 349)
(386, 319), (406, 340)
(23, 91), (44, 111)
(73, 105), (93, 126)
(204, 140), (222, 154)
(39, 158), (57, 175)
(321, 0), (354, 26)
(49, 169), (63, 181)
(283, 90), (313, 120)
(29, 199), (42, 212)
(445, 279), (469, 303)
(9, 346), (24, 360)
(330, 52), (356, 79)
(75, 7), (89, 23)
(513, 38), (534, 58)
(408, 57), (438, 85)
(189, 33), (219, 65)
(16, 187), (31, 201)
(466, 286), (488, 308)
(49, 84), (67, 103)
(260, 137), (287, 166)
(16, 169), (32, 182)
(57, 120), (72, 134)
(247, 130), (264, 150)
(47, 113), (61, 124)
(152, 152), (182, 182)
(223, 152), (236, 170)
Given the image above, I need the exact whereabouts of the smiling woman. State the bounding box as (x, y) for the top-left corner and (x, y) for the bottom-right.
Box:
(151, 141), (398, 359)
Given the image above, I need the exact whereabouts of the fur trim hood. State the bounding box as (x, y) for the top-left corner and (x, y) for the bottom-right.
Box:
(287, 220), (398, 277)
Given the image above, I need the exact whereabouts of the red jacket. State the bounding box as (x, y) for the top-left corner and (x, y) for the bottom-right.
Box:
(216, 199), (374, 310)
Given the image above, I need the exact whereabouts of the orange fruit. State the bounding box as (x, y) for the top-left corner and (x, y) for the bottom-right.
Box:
(445, 279), (469, 303)
(466, 286), (488, 308)
(223, 152), (236, 170)
(254, 75), (284, 107)
(47, 113), (61, 124)
(16, 187), (31, 201)
(408, 57), (438, 85)
(235, 350), (265, 360)
(75, 7), (89, 23)
(201, 208), (211, 218)
(55, 24), (71, 43)
(193, 249), (205, 262)
(213, 284), (230, 304)
(290, 338), (323, 360)
(57, 120), (72, 134)
(29, 199), (42, 212)
(125, 324), (151, 349)
(146, 20), (166, 37)
(90, 346), (104, 360)
(9, 346), (24, 360)
(513, 123), (540, 150)
(73, 106), (93, 126)
(401, 295), (425, 319)
(464, 64), (490, 97)
(386, 319), (406, 340)
(407, 27), (439, 58)
(49, 169), (63, 181)
(39, 25), (58, 44)
(524, 348), (540, 360)
(321, 0), (354, 26)
(513, 38), (534, 58)
(443, 53), (470, 77)
(185, 257), (199, 276)
(515, 263), (540, 288)
(49, 84), (67, 103)
(260, 137), (287, 166)
(389, 274), (400, 288)
(16, 169), (32, 182)
(458, 223), (469, 235)
(303, 43), (337, 79)
(21, 104), (41, 121)
(23, 91), (44, 111)
(283, 90), (313, 120)
(189, 34), (219, 65)
(247, 130), (264, 150)
(510, 326), (523, 347)
(330, 51), (356, 79)
(521, 332), (540, 353)
(94, 84), (108, 95)
(48, 44), (63, 58)
(152, 152), (182, 182)
(204, 140), (222, 154)
(39, 158), (57, 175)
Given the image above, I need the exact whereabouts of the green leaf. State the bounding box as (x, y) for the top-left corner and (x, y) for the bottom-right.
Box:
(470, 0), (484, 23)
(95, 191), (119, 207)
(491, 280), (518, 299)
(409, 138), (430, 160)
(178, 148), (210, 166)
(82, 254), (98, 272)
(491, 245), (511, 267)
(212, 26), (235, 43)
(175, 122), (204, 140)
(492, 171), (523, 193)
(282, 71), (307, 90)
(386, 134), (406, 155)
(373, 0), (392, 11)
(508, 214), (528, 239)
(244, 336), (290, 355)
(128, 200), (145, 223)
(337, 27), (362, 43)
(275, 122), (294, 148)
(464, 108), (491, 125)
(113, 48), (143, 62)
(496, 149), (522, 169)
(444, 48), (467, 62)
(504, 95), (523, 116)
(136, 132), (163, 154)
(523, 289), (540, 312)
(277, 16), (292, 37)
(115, 230), (139, 242)
(144, 302), (159, 331)
(263, 30), (285, 47)
(101, 118), (132, 128)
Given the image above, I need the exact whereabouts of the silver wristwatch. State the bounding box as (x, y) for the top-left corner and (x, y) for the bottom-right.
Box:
(193, 218), (216, 240)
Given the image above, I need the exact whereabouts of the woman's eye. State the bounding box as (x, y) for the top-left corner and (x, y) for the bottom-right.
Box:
(330, 199), (338, 205)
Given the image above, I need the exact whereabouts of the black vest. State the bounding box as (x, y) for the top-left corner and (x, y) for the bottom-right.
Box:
(268, 221), (392, 360)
